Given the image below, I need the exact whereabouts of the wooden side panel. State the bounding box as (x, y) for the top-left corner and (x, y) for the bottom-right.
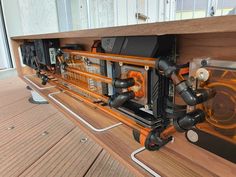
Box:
(11, 16), (236, 40)
(178, 32), (236, 64)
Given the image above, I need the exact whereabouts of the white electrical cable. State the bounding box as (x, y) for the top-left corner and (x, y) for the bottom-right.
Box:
(48, 91), (122, 132)
(24, 75), (55, 90)
(131, 147), (161, 177)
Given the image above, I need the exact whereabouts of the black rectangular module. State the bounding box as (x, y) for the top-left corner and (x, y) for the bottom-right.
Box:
(20, 42), (37, 69)
(101, 35), (176, 128)
(34, 39), (60, 66)
(101, 37), (125, 54)
(186, 128), (236, 164)
(102, 35), (175, 57)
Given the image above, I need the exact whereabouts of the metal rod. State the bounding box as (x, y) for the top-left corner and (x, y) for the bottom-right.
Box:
(53, 83), (151, 134)
(48, 91), (122, 132)
(63, 50), (157, 67)
(56, 74), (109, 102)
(66, 66), (113, 84)
(131, 147), (161, 177)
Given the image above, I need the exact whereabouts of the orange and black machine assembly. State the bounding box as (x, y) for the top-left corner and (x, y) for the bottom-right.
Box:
(20, 36), (235, 163)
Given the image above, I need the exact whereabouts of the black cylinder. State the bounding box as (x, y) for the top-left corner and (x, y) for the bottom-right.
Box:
(112, 78), (135, 88)
(158, 59), (177, 77)
(176, 81), (216, 106)
(174, 109), (205, 132)
(108, 91), (135, 108)
(41, 75), (49, 85)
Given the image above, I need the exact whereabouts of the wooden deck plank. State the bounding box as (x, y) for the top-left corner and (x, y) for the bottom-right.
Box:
(0, 98), (37, 123)
(0, 77), (137, 177)
(20, 76), (156, 176)
(19, 75), (236, 177)
(0, 104), (57, 147)
(136, 148), (214, 177)
(0, 77), (31, 108)
(0, 113), (75, 177)
(20, 128), (102, 177)
(0, 76), (26, 89)
(0, 88), (30, 108)
(85, 150), (136, 177)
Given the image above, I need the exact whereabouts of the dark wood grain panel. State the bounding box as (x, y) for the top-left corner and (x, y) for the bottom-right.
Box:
(11, 16), (236, 40)
(178, 32), (236, 64)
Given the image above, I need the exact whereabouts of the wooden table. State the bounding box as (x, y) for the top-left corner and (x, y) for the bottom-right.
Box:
(10, 16), (236, 177)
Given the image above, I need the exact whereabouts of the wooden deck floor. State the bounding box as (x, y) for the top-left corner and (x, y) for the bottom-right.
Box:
(0, 77), (135, 177)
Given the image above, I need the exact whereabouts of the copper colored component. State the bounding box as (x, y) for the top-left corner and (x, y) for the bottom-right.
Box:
(51, 81), (152, 135)
(66, 67), (113, 84)
(56, 74), (109, 103)
(127, 70), (145, 98)
(160, 125), (177, 139)
(63, 49), (157, 67)
(171, 72), (185, 85)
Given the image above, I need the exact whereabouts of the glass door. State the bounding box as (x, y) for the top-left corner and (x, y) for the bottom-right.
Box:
(0, 0), (12, 70)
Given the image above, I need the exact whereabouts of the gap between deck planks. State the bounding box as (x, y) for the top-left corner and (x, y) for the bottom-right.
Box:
(21, 73), (236, 177)
(0, 77), (136, 177)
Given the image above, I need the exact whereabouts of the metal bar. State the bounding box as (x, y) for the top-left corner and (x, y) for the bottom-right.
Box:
(66, 66), (113, 84)
(56, 75), (109, 102)
(131, 147), (161, 177)
(48, 91), (122, 132)
(63, 50), (157, 67)
(53, 83), (151, 134)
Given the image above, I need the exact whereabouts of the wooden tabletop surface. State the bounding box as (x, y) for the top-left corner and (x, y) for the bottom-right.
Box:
(19, 75), (236, 177)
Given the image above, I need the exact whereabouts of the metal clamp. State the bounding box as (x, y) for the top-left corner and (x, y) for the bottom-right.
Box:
(131, 147), (161, 177)
(24, 75), (55, 90)
(48, 91), (122, 132)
